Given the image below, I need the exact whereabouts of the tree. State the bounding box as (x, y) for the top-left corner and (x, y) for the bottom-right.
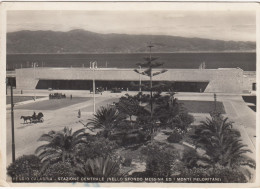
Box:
(191, 113), (255, 179)
(153, 92), (180, 124)
(154, 92), (194, 131)
(134, 43), (167, 118)
(87, 105), (122, 137)
(35, 127), (88, 165)
(116, 94), (148, 125)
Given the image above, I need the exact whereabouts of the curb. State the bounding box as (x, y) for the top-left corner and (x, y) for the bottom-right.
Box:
(6, 97), (49, 109)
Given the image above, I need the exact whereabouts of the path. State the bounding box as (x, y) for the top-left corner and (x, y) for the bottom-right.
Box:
(6, 96), (116, 166)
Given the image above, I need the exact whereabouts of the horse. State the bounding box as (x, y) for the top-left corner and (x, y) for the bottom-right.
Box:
(20, 116), (32, 124)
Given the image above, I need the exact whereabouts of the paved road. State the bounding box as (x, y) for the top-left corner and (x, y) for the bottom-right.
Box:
(6, 96), (116, 166)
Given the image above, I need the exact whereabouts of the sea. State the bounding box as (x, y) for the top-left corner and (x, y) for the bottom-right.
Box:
(6, 52), (256, 71)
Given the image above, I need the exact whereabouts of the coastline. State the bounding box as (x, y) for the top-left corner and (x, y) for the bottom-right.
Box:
(6, 51), (256, 55)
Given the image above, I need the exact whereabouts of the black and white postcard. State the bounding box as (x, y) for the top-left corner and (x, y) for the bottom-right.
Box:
(0, 1), (259, 187)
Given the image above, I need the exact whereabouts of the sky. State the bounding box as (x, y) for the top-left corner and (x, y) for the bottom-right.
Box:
(7, 10), (256, 42)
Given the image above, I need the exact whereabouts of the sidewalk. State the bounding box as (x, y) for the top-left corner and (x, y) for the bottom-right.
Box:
(6, 97), (49, 110)
(221, 95), (256, 175)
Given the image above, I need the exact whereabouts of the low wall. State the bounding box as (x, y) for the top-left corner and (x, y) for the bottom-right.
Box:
(16, 67), (246, 93)
(242, 71), (256, 92)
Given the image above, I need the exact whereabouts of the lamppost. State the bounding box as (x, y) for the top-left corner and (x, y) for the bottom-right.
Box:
(33, 62), (37, 101)
(90, 61), (97, 113)
(11, 84), (15, 162)
(139, 66), (142, 93)
(148, 43), (154, 118)
(214, 93), (217, 111)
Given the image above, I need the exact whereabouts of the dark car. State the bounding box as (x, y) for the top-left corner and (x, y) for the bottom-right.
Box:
(49, 93), (66, 99)
(111, 88), (122, 93)
(90, 88), (100, 94)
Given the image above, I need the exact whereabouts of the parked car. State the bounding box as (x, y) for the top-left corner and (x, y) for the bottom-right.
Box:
(90, 87), (104, 94)
(90, 88), (100, 94)
(111, 88), (122, 93)
(49, 93), (66, 99)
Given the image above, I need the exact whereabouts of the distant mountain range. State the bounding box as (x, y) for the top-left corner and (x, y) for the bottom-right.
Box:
(7, 29), (256, 53)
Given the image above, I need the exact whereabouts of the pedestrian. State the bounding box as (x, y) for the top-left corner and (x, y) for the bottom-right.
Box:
(32, 111), (36, 119)
(70, 94), (72, 100)
(78, 109), (81, 118)
(21, 89), (23, 94)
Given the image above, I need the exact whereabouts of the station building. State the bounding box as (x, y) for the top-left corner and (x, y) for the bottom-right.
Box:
(12, 67), (256, 93)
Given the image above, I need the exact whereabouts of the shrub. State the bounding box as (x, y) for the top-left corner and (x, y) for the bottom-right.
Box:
(178, 113), (195, 129)
(7, 155), (42, 178)
(76, 136), (118, 161)
(109, 129), (150, 146)
(42, 162), (76, 177)
(75, 157), (123, 177)
(167, 129), (184, 143)
(130, 171), (149, 177)
(141, 143), (177, 177)
(215, 168), (248, 183)
(181, 147), (209, 169)
(122, 158), (132, 167)
(115, 120), (133, 132)
(121, 130), (149, 146)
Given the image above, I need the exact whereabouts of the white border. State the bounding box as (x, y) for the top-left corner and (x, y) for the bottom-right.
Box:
(0, 1), (259, 187)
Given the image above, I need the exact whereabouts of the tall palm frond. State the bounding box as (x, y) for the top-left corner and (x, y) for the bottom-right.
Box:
(35, 127), (88, 164)
(191, 114), (255, 171)
(87, 106), (122, 137)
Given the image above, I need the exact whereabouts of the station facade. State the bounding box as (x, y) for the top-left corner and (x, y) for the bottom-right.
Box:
(14, 67), (256, 93)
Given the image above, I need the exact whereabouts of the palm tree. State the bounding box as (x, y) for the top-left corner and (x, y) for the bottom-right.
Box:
(35, 127), (88, 165)
(192, 114), (255, 170)
(219, 137), (255, 169)
(87, 105), (122, 137)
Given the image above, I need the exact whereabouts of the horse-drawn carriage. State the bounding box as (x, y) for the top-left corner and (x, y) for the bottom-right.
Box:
(20, 112), (44, 124)
(31, 112), (44, 123)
